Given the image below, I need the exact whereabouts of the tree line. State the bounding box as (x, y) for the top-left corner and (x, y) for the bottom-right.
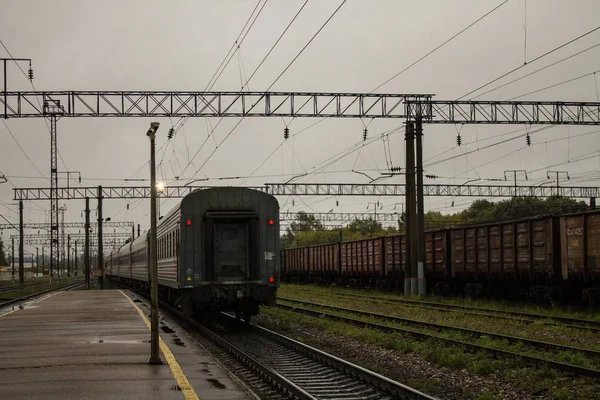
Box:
(281, 196), (589, 249)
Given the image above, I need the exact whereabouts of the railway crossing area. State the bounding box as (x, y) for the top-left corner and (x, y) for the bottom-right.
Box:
(0, 289), (249, 400)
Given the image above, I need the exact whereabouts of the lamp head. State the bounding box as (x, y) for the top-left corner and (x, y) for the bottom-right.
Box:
(147, 122), (160, 138)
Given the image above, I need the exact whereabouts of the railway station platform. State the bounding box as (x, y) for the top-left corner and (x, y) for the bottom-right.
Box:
(0, 289), (251, 400)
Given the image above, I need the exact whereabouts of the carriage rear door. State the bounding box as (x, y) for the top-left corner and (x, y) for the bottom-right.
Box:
(206, 212), (258, 283)
(214, 222), (248, 282)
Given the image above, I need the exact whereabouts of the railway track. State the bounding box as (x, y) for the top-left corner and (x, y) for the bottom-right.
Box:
(276, 298), (600, 381)
(119, 285), (437, 400)
(279, 296), (600, 360)
(0, 280), (85, 308)
(0, 280), (53, 294)
(300, 289), (600, 333)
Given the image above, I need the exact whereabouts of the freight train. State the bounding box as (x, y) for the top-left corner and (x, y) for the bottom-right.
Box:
(106, 187), (280, 322)
(282, 209), (600, 304)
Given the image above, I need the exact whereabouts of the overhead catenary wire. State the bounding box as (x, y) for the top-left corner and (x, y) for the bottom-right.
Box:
(266, 0), (347, 91)
(472, 42), (600, 99)
(370, 0), (510, 93)
(458, 24), (600, 100)
(185, 0), (346, 184)
(508, 68), (600, 100)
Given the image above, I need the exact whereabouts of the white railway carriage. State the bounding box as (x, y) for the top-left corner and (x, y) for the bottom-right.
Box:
(108, 187), (280, 321)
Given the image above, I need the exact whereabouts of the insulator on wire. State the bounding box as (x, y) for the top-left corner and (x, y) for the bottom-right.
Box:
(284, 127), (289, 140)
(28, 67), (34, 81)
(363, 128), (367, 141)
(456, 134), (462, 146)
(526, 134), (531, 146)
(168, 127), (175, 140)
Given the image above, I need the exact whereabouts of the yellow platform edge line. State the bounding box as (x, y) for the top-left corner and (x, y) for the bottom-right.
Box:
(119, 290), (200, 400)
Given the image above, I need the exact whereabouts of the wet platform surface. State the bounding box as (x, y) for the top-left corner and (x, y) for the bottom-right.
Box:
(0, 289), (251, 400)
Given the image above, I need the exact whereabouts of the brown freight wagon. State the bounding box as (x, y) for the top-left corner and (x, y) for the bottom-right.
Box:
(341, 237), (385, 287)
(282, 247), (310, 282)
(448, 215), (555, 297)
(308, 243), (339, 284)
(558, 209), (600, 302)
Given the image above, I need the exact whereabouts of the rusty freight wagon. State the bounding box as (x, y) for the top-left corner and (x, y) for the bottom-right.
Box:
(281, 208), (600, 303)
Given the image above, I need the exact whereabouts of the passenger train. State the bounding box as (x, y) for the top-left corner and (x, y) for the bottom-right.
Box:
(106, 187), (280, 322)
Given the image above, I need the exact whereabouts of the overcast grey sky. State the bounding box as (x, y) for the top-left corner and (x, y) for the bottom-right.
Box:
(1, 0), (599, 253)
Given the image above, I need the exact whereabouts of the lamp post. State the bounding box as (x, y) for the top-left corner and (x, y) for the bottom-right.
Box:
(147, 122), (162, 365)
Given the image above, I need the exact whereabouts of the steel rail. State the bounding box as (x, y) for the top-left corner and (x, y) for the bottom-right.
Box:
(317, 291), (600, 331)
(0, 281), (52, 294)
(279, 297), (600, 360)
(277, 303), (600, 380)
(113, 280), (437, 400)
(0, 280), (85, 308)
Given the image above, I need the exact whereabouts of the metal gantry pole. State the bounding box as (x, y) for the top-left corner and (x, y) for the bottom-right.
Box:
(11, 237), (14, 281)
(36, 247), (39, 278)
(19, 200), (24, 286)
(85, 197), (90, 289)
(404, 122), (414, 295)
(49, 113), (59, 283)
(42, 247), (45, 276)
(59, 206), (67, 278)
(97, 186), (104, 290)
(415, 118), (426, 296)
(74, 240), (78, 276)
(67, 234), (71, 278)
(147, 122), (162, 365)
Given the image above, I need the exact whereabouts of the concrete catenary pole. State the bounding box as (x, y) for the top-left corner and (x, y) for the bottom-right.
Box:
(85, 197), (90, 290)
(19, 200), (24, 286)
(67, 234), (71, 278)
(415, 118), (426, 296)
(97, 186), (103, 290)
(11, 237), (14, 281)
(404, 123), (414, 295)
(407, 124), (418, 296)
(74, 240), (78, 276)
(147, 122), (162, 364)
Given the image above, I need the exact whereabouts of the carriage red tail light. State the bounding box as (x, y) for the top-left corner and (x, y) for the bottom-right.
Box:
(187, 220), (192, 226)
(268, 219), (274, 226)
(269, 277), (275, 283)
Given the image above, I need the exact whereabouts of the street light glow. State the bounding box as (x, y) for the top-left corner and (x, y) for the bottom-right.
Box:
(156, 182), (165, 192)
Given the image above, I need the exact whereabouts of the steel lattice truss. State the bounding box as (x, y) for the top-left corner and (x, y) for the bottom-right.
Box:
(406, 100), (600, 125)
(1, 91), (431, 119)
(19, 238), (124, 247)
(2, 92), (599, 124)
(266, 183), (599, 198)
(280, 212), (401, 222)
(0, 221), (134, 230)
(12, 232), (132, 240)
(13, 183), (599, 200)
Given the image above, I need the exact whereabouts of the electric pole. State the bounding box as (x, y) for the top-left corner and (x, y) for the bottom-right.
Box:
(547, 170), (569, 197)
(19, 200), (24, 286)
(504, 170), (528, 197)
(147, 121), (162, 365)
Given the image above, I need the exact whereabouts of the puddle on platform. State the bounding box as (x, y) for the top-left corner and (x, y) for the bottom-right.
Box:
(207, 379), (226, 389)
(86, 339), (144, 344)
(173, 338), (186, 347)
(161, 325), (176, 334)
